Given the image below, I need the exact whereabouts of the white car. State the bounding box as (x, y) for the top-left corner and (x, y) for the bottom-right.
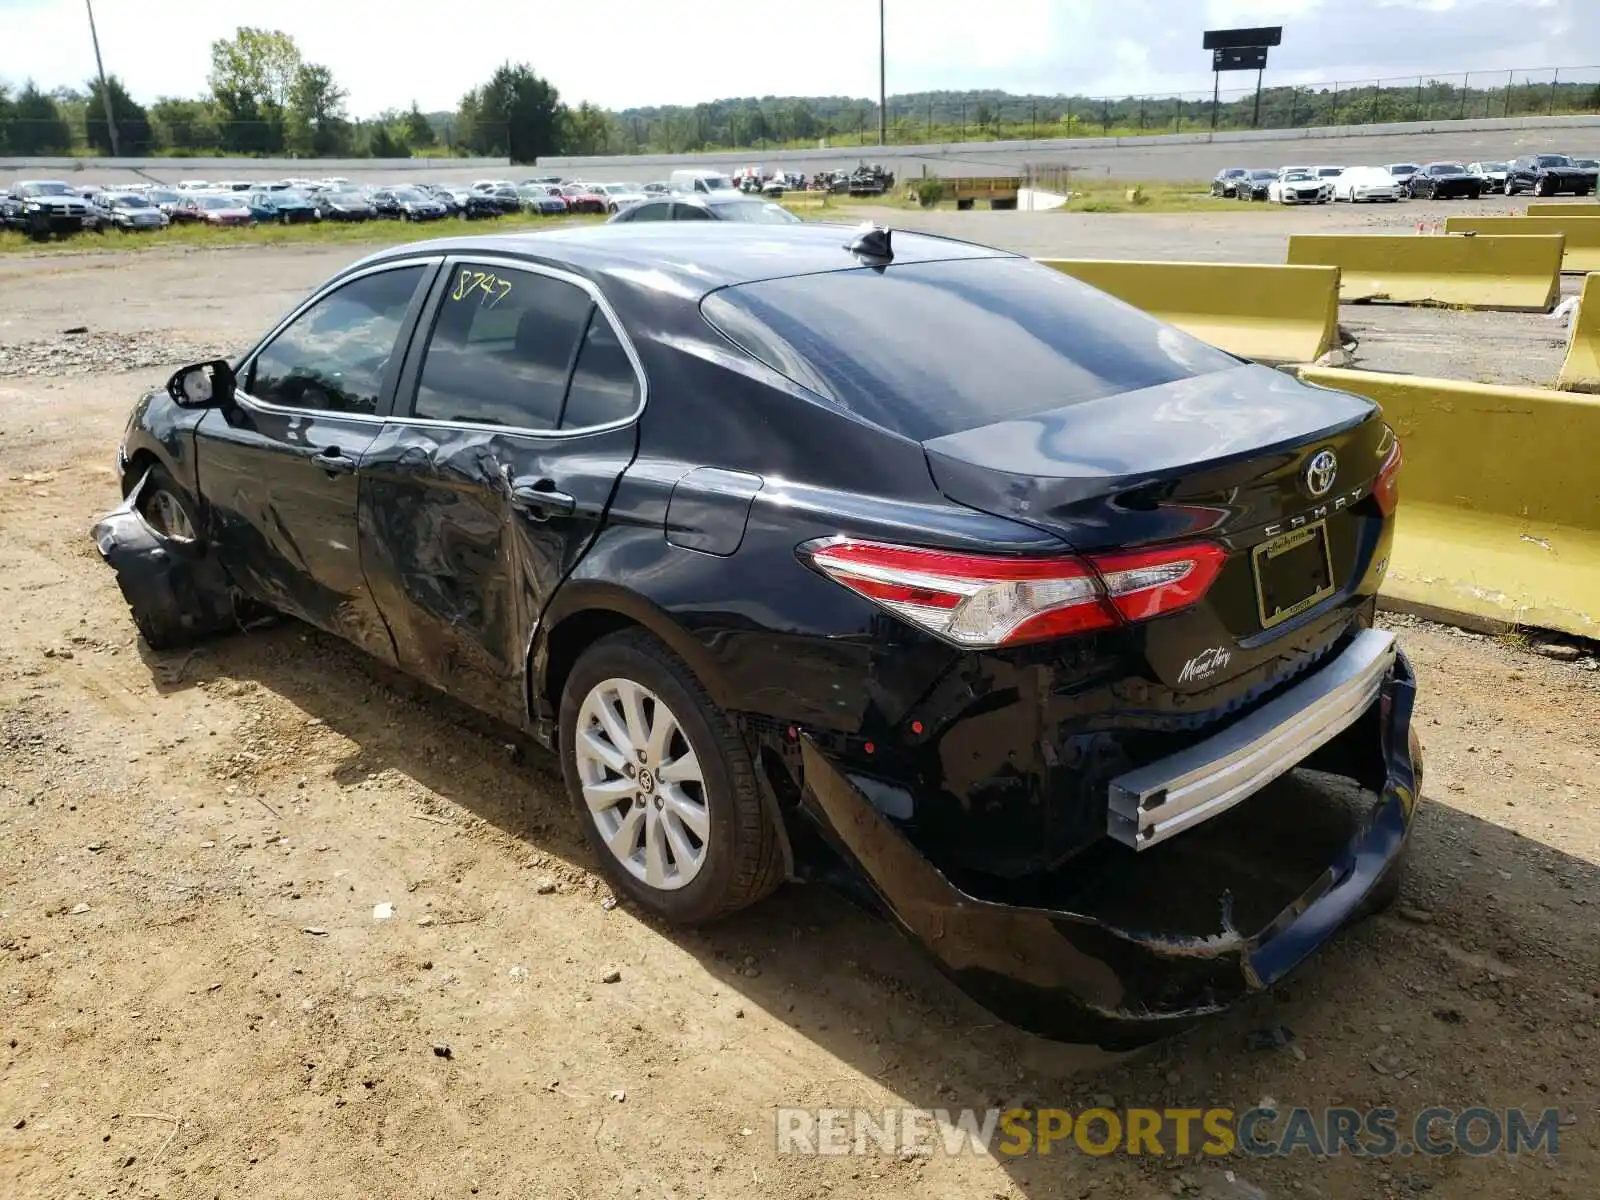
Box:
(1268, 171), (1332, 204)
(1384, 163), (1422, 191)
(1468, 161), (1510, 188)
(1333, 166), (1402, 202)
(1312, 165), (1345, 181)
(1278, 164), (1313, 179)
(597, 183), (649, 212)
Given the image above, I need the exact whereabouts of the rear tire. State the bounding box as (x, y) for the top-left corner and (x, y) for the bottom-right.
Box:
(559, 629), (783, 924)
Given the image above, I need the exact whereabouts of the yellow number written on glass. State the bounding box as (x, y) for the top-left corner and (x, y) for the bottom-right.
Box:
(449, 268), (514, 308)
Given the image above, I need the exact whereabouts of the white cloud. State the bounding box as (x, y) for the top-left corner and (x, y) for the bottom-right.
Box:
(1, 0), (1596, 114)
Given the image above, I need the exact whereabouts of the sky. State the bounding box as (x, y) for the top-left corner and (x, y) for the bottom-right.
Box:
(2, 0), (1599, 115)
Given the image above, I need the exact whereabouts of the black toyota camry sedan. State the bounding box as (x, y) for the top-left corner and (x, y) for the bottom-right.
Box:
(95, 223), (1420, 1046)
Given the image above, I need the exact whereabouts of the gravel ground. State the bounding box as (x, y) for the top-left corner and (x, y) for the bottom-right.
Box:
(1, 222), (1596, 1200)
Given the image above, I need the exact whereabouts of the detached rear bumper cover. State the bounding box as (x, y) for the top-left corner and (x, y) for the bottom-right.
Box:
(800, 649), (1420, 1045)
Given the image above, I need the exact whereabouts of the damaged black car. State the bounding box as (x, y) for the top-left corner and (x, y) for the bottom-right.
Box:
(95, 223), (1420, 1046)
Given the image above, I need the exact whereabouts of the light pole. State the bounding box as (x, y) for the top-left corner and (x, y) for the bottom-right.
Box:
(878, 0), (887, 146)
(85, 0), (120, 156)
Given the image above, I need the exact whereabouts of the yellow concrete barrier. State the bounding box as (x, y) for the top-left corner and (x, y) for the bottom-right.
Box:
(1298, 367), (1600, 637)
(1525, 202), (1600, 218)
(1442, 214), (1600, 272)
(1285, 233), (1563, 311)
(1557, 272), (1600, 393)
(1037, 259), (1339, 364)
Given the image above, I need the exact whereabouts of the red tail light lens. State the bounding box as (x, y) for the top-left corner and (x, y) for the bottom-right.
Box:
(1375, 434), (1403, 516)
(805, 538), (1225, 648)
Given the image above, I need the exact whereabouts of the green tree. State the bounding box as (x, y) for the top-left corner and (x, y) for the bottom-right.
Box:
(286, 63), (349, 156)
(150, 97), (221, 152)
(10, 82), (72, 153)
(461, 63), (563, 163)
(366, 123), (410, 158)
(209, 27), (301, 152)
(562, 101), (611, 154)
(402, 103), (436, 149)
(0, 82), (12, 152)
(85, 75), (151, 155)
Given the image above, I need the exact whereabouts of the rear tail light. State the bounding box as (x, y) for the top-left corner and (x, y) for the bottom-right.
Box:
(804, 538), (1225, 648)
(1374, 430), (1403, 516)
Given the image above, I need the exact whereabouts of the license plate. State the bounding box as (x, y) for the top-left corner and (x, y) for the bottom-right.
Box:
(1252, 522), (1336, 629)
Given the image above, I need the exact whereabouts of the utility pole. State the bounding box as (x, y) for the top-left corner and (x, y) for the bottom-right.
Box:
(85, 0), (119, 155)
(878, 0), (887, 145)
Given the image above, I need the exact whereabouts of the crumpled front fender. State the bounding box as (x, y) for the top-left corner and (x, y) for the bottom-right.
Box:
(800, 653), (1421, 1047)
(91, 470), (236, 649)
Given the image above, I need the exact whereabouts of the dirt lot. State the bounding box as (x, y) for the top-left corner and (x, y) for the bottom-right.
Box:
(2, 232), (1597, 1200)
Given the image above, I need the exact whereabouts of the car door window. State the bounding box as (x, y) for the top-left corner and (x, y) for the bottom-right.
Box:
(561, 310), (641, 429)
(625, 201), (671, 222)
(411, 264), (593, 430)
(672, 203), (713, 220)
(247, 265), (426, 415)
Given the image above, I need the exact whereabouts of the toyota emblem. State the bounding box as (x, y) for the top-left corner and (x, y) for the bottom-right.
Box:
(1303, 449), (1338, 498)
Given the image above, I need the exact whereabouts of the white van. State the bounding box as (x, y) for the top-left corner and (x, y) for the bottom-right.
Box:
(670, 169), (738, 195)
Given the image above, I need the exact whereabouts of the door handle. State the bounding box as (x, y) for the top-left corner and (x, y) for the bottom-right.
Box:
(510, 479), (577, 517)
(310, 447), (356, 475)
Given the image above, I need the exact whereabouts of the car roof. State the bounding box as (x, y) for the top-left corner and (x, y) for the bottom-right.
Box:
(354, 223), (1016, 298)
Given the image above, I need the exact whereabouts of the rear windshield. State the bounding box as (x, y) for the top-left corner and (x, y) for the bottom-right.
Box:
(700, 257), (1237, 441)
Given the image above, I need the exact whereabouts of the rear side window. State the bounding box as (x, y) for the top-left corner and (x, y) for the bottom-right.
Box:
(561, 312), (640, 428)
(413, 265), (593, 430)
(701, 257), (1237, 441)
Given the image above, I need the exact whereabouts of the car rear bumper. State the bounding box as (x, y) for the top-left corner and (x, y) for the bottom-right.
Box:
(798, 644), (1420, 1045)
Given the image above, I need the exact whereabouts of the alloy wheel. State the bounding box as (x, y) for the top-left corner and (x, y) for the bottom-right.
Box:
(574, 677), (710, 891)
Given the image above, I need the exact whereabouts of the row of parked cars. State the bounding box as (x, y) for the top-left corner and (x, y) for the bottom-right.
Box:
(0, 173), (729, 240)
(1213, 153), (1600, 204)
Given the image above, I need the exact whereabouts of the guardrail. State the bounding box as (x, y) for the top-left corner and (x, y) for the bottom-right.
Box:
(1037, 259), (1340, 365)
(1442, 214), (1600, 272)
(1557, 272), (1600, 392)
(1285, 233), (1564, 311)
(1299, 366), (1600, 637)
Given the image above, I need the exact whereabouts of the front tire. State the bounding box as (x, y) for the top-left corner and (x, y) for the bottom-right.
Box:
(560, 629), (783, 924)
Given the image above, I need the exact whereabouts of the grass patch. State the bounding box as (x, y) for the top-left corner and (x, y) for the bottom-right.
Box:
(0, 212), (608, 256)
(1059, 179), (1254, 214)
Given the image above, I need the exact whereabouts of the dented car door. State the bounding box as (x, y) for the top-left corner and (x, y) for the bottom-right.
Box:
(197, 260), (437, 662)
(358, 258), (642, 724)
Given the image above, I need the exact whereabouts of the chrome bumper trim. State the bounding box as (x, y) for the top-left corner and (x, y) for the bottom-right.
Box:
(1107, 628), (1397, 851)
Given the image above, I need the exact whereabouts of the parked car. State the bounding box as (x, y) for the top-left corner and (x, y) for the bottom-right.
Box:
(1407, 163), (1482, 200)
(245, 190), (319, 224)
(1569, 157), (1600, 187)
(145, 188), (185, 218)
(606, 195), (801, 224)
(313, 188), (376, 222)
(597, 183), (650, 213)
(442, 188), (502, 219)
(1332, 167), (1401, 203)
(1311, 165), (1345, 181)
(1383, 163), (1422, 191)
(370, 186), (449, 221)
(471, 182), (524, 214)
(670, 168), (740, 195)
(2, 180), (91, 237)
(1504, 154), (1591, 196)
(519, 184), (570, 215)
(101, 192), (169, 232)
(180, 194), (255, 227)
(1235, 169), (1278, 201)
(1276, 164), (1312, 178)
(642, 182), (672, 196)
(1210, 167), (1249, 197)
(1268, 170), (1331, 204)
(561, 183), (609, 214)
(96, 223), (1417, 1047)
(1467, 161), (1510, 188)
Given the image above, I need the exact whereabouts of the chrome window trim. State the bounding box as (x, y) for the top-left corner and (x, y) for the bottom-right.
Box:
(232, 256), (443, 423)
(390, 253), (649, 440)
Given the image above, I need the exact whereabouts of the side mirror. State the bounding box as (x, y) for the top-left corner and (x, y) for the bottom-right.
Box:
(167, 360), (236, 409)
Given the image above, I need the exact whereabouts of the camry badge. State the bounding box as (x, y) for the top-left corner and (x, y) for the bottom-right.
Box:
(1303, 449), (1338, 498)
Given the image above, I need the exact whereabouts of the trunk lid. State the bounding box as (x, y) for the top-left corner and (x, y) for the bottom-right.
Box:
(922, 364), (1391, 692)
